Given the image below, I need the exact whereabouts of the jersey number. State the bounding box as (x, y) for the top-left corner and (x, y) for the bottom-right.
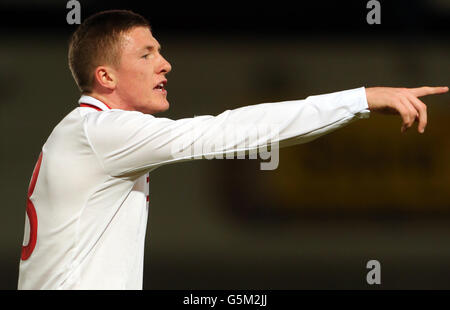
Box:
(21, 152), (43, 260)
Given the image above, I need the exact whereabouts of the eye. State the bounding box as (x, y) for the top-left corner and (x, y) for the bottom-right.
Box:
(141, 54), (150, 59)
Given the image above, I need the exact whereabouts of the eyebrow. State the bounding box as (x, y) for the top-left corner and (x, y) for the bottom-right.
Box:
(142, 45), (161, 53)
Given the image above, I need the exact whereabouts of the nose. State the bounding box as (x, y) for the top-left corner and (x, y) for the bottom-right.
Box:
(158, 55), (172, 75)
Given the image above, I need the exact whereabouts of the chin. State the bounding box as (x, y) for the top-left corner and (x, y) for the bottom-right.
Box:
(159, 100), (170, 112)
(147, 101), (169, 115)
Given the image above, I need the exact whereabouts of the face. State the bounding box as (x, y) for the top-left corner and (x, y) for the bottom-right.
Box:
(114, 27), (172, 114)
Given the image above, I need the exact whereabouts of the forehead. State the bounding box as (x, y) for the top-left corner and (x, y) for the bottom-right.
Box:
(121, 26), (160, 52)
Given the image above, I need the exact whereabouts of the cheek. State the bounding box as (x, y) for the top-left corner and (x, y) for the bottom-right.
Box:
(135, 69), (156, 93)
(119, 64), (153, 90)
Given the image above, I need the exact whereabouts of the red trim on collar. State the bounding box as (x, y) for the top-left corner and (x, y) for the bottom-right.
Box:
(79, 99), (112, 110)
(80, 103), (103, 111)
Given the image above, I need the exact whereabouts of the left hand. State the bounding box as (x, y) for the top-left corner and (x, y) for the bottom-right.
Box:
(365, 86), (449, 133)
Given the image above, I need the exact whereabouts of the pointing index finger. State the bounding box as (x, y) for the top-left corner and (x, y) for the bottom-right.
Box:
(409, 86), (449, 97)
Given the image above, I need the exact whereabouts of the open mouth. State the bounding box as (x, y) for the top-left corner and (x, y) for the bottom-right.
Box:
(154, 81), (167, 92)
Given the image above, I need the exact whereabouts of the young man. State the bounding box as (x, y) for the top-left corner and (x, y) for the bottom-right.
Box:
(17, 10), (448, 289)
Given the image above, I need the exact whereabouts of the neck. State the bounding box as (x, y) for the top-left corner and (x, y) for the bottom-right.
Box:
(84, 91), (134, 111)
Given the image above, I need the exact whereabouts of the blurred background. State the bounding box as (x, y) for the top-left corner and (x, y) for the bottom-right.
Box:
(0, 0), (449, 289)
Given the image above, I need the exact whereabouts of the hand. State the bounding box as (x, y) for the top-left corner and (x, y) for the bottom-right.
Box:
(365, 86), (449, 133)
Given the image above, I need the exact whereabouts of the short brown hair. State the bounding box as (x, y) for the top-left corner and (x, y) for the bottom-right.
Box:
(68, 10), (150, 93)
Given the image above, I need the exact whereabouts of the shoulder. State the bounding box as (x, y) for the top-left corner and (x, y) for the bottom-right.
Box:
(81, 109), (176, 141)
(83, 109), (155, 128)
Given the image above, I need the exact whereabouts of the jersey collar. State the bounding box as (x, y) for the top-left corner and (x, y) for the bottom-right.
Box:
(78, 95), (112, 111)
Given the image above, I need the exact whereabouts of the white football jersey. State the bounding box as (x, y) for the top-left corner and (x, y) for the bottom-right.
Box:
(18, 87), (370, 289)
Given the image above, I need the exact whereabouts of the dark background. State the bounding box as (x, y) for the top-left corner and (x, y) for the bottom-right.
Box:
(0, 0), (449, 289)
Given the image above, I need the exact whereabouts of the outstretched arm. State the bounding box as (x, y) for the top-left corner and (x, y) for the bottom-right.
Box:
(366, 86), (449, 133)
(85, 87), (370, 177)
(84, 86), (448, 178)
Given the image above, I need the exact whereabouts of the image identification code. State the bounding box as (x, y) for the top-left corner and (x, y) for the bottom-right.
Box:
(183, 293), (267, 307)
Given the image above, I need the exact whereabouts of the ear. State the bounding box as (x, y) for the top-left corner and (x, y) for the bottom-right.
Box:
(93, 66), (117, 90)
